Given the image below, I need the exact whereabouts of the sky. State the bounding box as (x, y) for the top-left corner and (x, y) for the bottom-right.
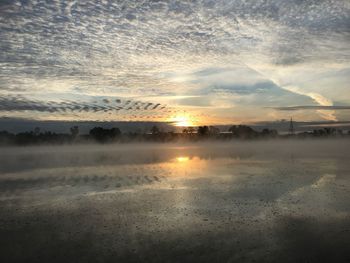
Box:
(0, 0), (349, 127)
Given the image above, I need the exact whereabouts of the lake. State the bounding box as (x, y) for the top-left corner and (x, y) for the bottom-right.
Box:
(0, 140), (349, 262)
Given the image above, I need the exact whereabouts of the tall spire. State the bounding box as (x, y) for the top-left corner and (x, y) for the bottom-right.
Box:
(289, 117), (295, 135)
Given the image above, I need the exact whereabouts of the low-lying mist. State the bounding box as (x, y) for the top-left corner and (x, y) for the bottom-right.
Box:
(0, 139), (348, 174)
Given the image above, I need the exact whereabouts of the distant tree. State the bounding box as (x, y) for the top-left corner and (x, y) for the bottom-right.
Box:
(337, 129), (343, 135)
(110, 128), (121, 137)
(197, 126), (209, 136)
(70, 126), (79, 138)
(229, 125), (257, 139)
(313, 127), (337, 137)
(188, 127), (196, 135)
(34, 127), (41, 136)
(0, 130), (12, 137)
(209, 126), (220, 135)
(183, 127), (196, 135)
(271, 129), (278, 136)
(261, 128), (278, 137)
(228, 126), (236, 134)
(150, 125), (160, 135)
(324, 127), (336, 136)
(89, 127), (121, 142)
(0, 130), (15, 145)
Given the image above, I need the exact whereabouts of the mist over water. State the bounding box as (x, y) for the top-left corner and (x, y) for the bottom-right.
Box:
(0, 140), (349, 262)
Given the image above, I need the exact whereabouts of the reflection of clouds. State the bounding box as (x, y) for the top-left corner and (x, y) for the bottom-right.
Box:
(274, 164), (350, 218)
(178, 155), (349, 222)
(0, 165), (166, 199)
(0, 142), (349, 262)
(311, 174), (336, 189)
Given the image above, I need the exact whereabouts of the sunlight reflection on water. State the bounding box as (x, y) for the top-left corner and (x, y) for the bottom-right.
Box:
(0, 141), (350, 262)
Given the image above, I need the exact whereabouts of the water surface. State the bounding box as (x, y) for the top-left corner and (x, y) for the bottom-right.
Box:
(0, 140), (349, 262)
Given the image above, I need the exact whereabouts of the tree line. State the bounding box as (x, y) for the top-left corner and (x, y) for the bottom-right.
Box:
(0, 125), (348, 146)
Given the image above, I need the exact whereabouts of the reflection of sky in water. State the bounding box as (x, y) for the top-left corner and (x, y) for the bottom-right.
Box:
(0, 143), (349, 220)
(0, 142), (349, 262)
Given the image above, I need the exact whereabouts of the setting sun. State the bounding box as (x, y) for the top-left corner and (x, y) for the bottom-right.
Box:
(171, 115), (195, 127)
(176, 156), (190, 162)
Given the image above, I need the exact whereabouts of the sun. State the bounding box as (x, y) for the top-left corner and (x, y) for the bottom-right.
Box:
(176, 156), (190, 162)
(172, 115), (195, 127)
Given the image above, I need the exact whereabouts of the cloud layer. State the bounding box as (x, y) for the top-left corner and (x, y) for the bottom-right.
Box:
(274, 106), (350, 111)
(0, 95), (176, 122)
(0, 0), (349, 123)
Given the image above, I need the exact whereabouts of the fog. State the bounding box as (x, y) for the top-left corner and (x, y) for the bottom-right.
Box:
(1, 139), (348, 173)
(0, 140), (349, 262)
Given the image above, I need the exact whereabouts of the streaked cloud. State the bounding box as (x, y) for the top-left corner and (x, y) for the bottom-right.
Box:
(0, 95), (177, 122)
(273, 106), (350, 111)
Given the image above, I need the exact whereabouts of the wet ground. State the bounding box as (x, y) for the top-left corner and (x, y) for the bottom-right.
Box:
(0, 140), (349, 262)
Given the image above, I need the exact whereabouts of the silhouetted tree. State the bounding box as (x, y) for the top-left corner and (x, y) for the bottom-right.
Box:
(197, 126), (209, 136)
(110, 128), (121, 137)
(70, 126), (79, 138)
(312, 128), (338, 137)
(1, 123), (348, 146)
(183, 127), (196, 135)
(336, 129), (343, 135)
(150, 125), (160, 135)
(324, 127), (336, 136)
(261, 128), (278, 137)
(209, 126), (220, 135)
(0, 130), (15, 145)
(229, 125), (257, 139)
(34, 127), (41, 136)
(188, 127), (195, 135)
(89, 127), (121, 142)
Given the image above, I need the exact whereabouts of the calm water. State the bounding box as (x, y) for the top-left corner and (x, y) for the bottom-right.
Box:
(0, 141), (349, 262)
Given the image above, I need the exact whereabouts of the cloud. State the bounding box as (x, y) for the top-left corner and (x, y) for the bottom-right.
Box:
(0, 0), (349, 123)
(275, 85), (338, 121)
(0, 95), (169, 117)
(272, 106), (350, 111)
(279, 85), (333, 107)
(240, 67), (341, 121)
